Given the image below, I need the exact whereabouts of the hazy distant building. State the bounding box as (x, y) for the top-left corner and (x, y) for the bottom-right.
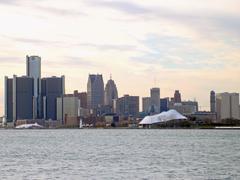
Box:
(216, 92), (240, 120)
(174, 90), (181, 103)
(182, 101), (199, 112)
(5, 75), (34, 123)
(142, 97), (151, 113)
(115, 95), (139, 117)
(41, 76), (65, 120)
(104, 77), (118, 107)
(150, 88), (160, 114)
(160, 98), (169, 112)
(26, 55), (41, 118)
(210, 91), (216, 113)
(87, 74), (104, 109)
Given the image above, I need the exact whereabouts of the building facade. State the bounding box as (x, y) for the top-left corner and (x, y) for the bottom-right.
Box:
(160, 97), (169, 112)
(210, 90), (216, 113)
(150, 88), (160, 114)
(216, 92), (240, 120)
(41, 76), (65, 120)
(142, 97), (151, 113)
(5, 75), (34, 123)
(104, 78), (118, 107)
(87, 74), (104, 109)
(115, 95), (139, 117)
(174, 90), (181, 103)
(26, 55), (41, 118)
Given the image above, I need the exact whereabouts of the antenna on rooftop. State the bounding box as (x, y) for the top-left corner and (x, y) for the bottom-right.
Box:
(110, 73), (112, 80)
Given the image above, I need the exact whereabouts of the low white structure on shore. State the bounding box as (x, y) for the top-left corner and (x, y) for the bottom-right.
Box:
(15, 123), (43, 129)
(139, 109), (187, 125)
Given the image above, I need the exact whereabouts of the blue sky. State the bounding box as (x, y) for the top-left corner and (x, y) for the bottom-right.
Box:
(0, 0), (240, 114)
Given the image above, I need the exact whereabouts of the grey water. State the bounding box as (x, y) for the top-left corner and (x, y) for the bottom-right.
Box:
(0, 129), (240, 180)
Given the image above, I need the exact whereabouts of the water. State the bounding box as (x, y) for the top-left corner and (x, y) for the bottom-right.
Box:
(0, 129), (240, 180)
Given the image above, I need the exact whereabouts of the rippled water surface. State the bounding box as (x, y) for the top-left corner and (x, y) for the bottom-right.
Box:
(0, 129), (240, 180)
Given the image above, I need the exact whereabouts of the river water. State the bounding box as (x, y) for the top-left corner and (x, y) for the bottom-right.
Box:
(0, 129), (240, 180)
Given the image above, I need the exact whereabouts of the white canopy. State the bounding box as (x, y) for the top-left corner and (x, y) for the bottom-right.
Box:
(15, 123), (44, 129)
(139, 109), (187, 125)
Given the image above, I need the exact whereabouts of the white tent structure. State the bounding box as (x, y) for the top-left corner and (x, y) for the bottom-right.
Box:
(139, 109), (187, 125)
(15, 123), (44, 129)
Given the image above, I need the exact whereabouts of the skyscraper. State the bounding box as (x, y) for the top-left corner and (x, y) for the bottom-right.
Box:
(174, 90), (181, 103)
(104, 77), (118, 107)
(41, 76), (65, 120)
(142, 97), (151, 113)
(150, 88), (160, 114)
(26, 55), (41, 118)
(210, 90), (216, 112)
(87, 74), (104, 109)
(5, 75), (34, 123)
(216, 92), (240, 121)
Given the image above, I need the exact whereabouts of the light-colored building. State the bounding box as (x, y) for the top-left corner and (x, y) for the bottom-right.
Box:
(142, 97), (151, 113)
(216, 92), (240, 121)
(169, 103), (197, 115)
(150, 88), (160, 114)
(57, 96), (80, 125)
(26, 55), (41, 118)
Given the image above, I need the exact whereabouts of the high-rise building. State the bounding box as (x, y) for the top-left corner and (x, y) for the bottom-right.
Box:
(216, 92), (240, 120)
(115, 95), (139, 117)
(174, 90), (181, 103)
(142, 97), (151, 113)
(210, 91), (216, 112)
(57, 96), (80, 125)
(41, 76), (65, 120)
(150, 88), (160, 114)
(26, 55), (41, 118)
(5, 75), (34, 123)
(160, 97), (169, 112)
(87, 74), (104, 109)
(104, 77), (118, 107)
(65, 90), (87, 109)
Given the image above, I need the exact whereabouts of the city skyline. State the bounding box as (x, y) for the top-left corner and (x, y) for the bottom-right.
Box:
(1, 0), (240, 115)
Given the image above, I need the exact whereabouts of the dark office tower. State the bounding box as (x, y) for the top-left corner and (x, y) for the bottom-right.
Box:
(26, 55), (41, 119)
(5, 75), (34, 123)
(104, 77), (118, 107)
(87, 74), (104, 109)
(210, 90), (216, 113)
(115, 95), (139, 117)
(41, 76), (65, 120)
(174, 90), (181, 103)
(160, 97), (169, 112)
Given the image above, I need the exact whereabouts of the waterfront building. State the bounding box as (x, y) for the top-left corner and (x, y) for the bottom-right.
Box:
(216, 92), (240, 120)
(160, 97), (169, 112)
(115, 95), (139, 117)
(66, 90), (87, 109)
(104, 77), (118, 108)
(57, 96), (80, 125)
(174, 90), (181, 103)
(142, 97), (151, 113)
(41, 76), (65, 120)
(168, 100), (198, 115)
(210, 91), (216, 113)
(26, 55), (41, 118)
(5, 75), (34, 123)
(87, 74), (104, 109)
(150, 88), (160, 114)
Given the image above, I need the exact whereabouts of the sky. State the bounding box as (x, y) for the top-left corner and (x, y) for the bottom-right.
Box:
(0, 0), (240, 115)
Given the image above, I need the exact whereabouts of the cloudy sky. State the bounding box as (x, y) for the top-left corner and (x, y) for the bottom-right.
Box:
(0, 0), (240, 114)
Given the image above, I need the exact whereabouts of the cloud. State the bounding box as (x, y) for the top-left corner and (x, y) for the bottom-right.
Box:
(76, 43), (137, 52)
